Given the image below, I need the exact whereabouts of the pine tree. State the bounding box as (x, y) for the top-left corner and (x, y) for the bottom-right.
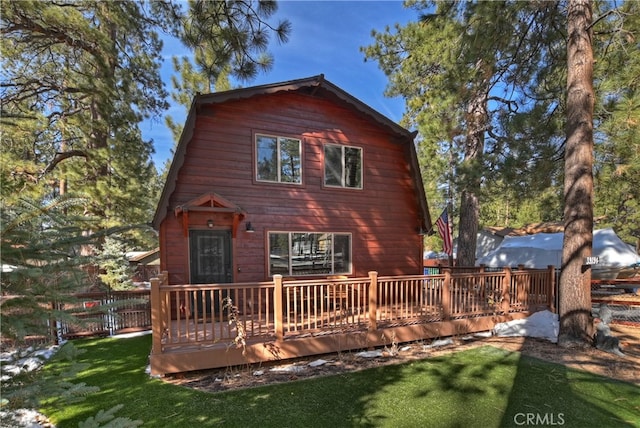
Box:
(559, 0), (595, 347)
(363, 1), (566, 263)
(1, 0), (175, 248)
(96, 236), (135, 291)
(363, 1), (638, 255)
(1, 0), (291, 339)
(0, 196), (97, 342)
(164, 0), (291, 156)
(591, 1), (640, 246)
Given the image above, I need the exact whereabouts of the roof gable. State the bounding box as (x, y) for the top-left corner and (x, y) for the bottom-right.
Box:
(174, 193), (245, 216)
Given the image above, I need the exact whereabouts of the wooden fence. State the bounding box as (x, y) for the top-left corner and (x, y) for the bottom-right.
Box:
(150, 266), (555, 375)
(57, 290), (151, 339)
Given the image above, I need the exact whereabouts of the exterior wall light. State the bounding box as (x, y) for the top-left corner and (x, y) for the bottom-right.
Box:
(207, 219), (214, 228)
(245, 222), (255, 233)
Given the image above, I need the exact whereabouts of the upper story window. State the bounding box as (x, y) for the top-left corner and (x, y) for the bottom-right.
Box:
(256, 134), (302, 184)
(324, 144), (362, 189)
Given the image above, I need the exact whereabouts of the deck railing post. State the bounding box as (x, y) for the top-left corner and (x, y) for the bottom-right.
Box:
(150, 277), (162, 358)
(368, 271), (378, 331)
(442, 269), (451, 321)
(273, 275), (283, 341)
(158, 271), (168, 329)
(502, 267), (511, 314)
(548, 265), (556, 312)
(515, 265), (526, 308)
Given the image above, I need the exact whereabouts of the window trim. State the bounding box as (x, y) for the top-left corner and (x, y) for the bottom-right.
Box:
(323, 143), (363, 189)
(267, 231), (353, 277)
(254, 133), (303, 185)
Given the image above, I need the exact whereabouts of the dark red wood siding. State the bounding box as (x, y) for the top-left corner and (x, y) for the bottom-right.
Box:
(160, 91), (423, 283)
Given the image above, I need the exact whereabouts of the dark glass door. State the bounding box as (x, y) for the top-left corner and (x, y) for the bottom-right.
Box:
(189, 230), (232, 317)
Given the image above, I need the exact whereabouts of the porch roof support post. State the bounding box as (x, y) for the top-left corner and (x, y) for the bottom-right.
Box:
(273, 275), (283, 341)
(502, 267), (512, 314)
(368, 271), (378, 331)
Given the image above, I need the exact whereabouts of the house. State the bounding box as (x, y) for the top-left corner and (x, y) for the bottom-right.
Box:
(152, 75), (431, 287)
(126, 248), (160, 285)
(147, 90), (558, 375)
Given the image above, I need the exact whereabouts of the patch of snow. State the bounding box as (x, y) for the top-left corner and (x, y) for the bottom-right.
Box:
(355, 350), (384, 358)
(113, 330), (152, 339)
(269, 364), (306, 373)
(0, 408), (53, 428)
(308, 359), (329, 367)
(253, 370), (265, 376)
(423, 338), (454, 349)
(493, 310), (559, 343)
(17, 357), (43, 373)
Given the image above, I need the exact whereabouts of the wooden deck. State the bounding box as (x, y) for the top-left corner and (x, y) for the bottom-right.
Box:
(149, 267), (555, 375)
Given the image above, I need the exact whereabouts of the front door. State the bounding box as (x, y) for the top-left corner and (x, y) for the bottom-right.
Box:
(189, 230), (232, 284)
(189, 230), (232, 317)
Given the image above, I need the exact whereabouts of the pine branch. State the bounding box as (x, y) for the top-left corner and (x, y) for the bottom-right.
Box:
(42, 150), (88, 175)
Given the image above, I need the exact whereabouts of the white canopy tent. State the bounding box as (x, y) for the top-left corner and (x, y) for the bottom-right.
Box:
(476, 228), (640, 277)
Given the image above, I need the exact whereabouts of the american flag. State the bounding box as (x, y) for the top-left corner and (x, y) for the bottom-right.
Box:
(435, 209), (453, 256)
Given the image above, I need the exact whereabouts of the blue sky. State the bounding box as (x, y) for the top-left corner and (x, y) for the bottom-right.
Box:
(141, 1), (417, 167)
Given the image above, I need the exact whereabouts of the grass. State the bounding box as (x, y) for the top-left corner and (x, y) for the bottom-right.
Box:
(39, 334), (640, 428)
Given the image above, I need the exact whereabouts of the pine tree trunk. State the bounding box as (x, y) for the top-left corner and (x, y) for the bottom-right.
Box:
(559, 0), (595, 347)
(457, 190), (479, 267)
(456, 87), (487, 267)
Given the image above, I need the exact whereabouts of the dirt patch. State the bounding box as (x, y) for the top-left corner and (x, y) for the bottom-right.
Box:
(164, 324), (640, 392)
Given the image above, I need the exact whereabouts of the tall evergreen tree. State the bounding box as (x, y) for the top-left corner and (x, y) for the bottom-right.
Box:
(1, 0), (291, 339)
(591, 1), (640, 247)
(2, 0), (290, 248)
(164, 0), (291, 153)
(364, 1), (638, 253)
(1, 0), (176, 248)
(559, 0), (595, 347)
(363, 1), (566, 263)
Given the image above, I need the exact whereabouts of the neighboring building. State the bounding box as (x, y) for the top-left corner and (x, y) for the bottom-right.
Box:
(454, 222), (566, 261)
(152, 75), (431, 285)
(127, 248), (160, 285)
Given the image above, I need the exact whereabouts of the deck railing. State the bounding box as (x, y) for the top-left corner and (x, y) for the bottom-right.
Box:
(150, 266), (555, 368)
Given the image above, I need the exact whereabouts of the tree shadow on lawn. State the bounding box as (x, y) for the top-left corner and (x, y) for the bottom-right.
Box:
(43, 334), (639, 428)
(499, 337), (640, 428)
(203, 346), (525, 428)
(189, 348), (518, 428)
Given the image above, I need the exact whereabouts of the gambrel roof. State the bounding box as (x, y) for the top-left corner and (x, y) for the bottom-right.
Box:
(153, 74), (431, 230)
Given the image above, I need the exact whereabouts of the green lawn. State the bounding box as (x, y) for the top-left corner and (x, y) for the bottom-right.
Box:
(40, 335), (640, 428)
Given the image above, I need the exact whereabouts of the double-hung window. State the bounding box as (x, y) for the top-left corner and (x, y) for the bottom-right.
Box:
(268, 232), (352, 276)
(324, 144), (362, 189)
(256, 134), (302, 184)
